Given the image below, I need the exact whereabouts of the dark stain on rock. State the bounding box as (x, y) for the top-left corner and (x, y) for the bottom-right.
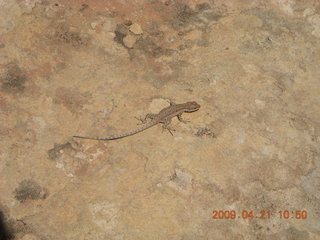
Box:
(114, 2), (225, 61)
(114, 24), (129, 46)
(48, 142), (73, 161)
(196, 2), (211, 11)
(203, 11), (224, 22)
(147, 22), (165, 38)
(171, 3), (197, 29)
(170, 2), (224, 30)
(246, 9), (306, 36)
(196, 127), (216, 138)
(54, 26), (89, 48)
(0, 63), (27, 94)
(79, 3), (89, 12)
(53, 87), (89, 113)
(13, 180), (47, 202)
(133, 36), (174, 58)
(114, 31), (126, 45)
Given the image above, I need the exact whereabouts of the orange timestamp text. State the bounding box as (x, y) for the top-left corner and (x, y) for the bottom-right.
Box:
(211, 210), (308, 220)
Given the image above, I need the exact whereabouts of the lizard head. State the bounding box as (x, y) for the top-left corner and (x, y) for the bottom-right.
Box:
(185, 101), (200, 112)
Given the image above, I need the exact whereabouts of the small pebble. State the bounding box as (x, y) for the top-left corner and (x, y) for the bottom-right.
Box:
(123, 34), (137, 48)
(124, 20), (133, 26)
(129, 23), (143, 35)
(90, 22), (98, 29)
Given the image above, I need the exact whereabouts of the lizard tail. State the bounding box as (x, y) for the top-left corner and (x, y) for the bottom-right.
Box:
(73, 122), (157, 141)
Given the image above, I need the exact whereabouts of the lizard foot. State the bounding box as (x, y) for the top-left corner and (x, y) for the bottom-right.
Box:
(177, 114), (190, 124)
(135, 116), (146, 125)
(162, 125), (176, 136)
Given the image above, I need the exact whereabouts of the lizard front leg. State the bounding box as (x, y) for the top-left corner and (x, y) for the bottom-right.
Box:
(177, 113), (190, 123)
(162, 118), (175, 136)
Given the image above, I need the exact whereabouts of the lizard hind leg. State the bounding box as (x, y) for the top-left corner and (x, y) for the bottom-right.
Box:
(135, 113), (156, 125)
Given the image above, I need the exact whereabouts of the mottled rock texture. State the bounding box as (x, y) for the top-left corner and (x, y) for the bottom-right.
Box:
(0, 0), (319, 239)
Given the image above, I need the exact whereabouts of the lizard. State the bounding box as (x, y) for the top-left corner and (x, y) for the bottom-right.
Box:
(73, 101), (200, 140)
